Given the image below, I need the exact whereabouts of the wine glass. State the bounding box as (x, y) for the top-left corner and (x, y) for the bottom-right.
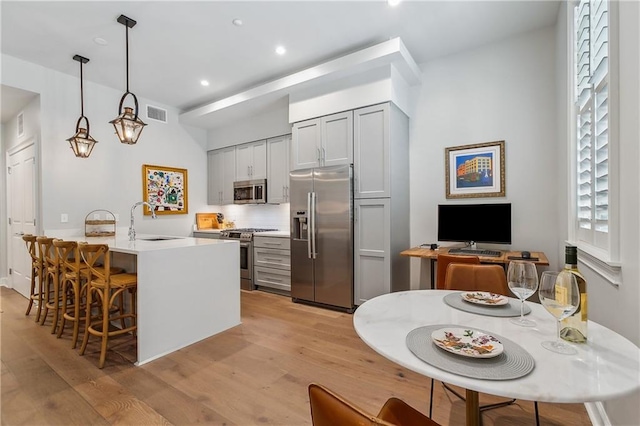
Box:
(507, 261), (539, 327)
(539, 271), (580, 354)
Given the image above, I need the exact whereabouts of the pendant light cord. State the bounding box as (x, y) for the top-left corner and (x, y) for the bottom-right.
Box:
(79, 60), (84, 117)
(125, 24), (130, 93)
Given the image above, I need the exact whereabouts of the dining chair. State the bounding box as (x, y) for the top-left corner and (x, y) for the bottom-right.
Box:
(444, 263), (510, 296)
(308, 383), (440, 426)
(436, 253), (480, 289)
(436, 263), (540, 425)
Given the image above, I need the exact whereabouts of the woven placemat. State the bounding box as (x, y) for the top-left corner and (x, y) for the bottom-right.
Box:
(444, 292), (532, 317)
(406, 324), (535, 381)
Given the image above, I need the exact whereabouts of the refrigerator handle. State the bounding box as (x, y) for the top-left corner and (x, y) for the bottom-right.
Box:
(310, 192), (317, 259)
(307, 192), (312, 259)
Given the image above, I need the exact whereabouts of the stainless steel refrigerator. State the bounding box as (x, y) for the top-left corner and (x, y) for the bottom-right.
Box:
(290, 165), (353, 311)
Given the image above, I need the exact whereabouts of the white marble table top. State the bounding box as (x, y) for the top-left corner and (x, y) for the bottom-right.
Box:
(353, 290), (640, 403)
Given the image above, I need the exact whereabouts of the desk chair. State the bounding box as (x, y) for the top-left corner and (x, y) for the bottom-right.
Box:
(436, 253), (480, 289)
(309, 383), (440, 426)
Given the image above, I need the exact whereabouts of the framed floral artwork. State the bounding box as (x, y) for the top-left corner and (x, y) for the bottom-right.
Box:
(445, 140), (505, 199)
(142, 164), (188, 215)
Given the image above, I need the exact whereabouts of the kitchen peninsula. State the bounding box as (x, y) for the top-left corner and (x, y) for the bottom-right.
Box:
(57, 234), (240, 365)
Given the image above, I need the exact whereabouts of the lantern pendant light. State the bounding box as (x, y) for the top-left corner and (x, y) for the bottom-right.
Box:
(110, 14), (146, 144)
(66, 55), (98, 158)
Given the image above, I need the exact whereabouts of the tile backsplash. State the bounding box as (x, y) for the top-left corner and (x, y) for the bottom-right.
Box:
(213, 203), (290, 230)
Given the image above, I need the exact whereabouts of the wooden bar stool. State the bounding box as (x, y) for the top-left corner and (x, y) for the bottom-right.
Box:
(36, 236), (63, 332)
(78, 242), (137, 369)
(54, 240), (88, 348)
(23, 234), (44, 321)
(55, 240), (125, 348)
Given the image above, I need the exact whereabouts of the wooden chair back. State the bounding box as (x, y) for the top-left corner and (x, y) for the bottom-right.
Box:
(52, 240), (80, 276)
(77, 243), (111, 287)
(35, 237), (56, 270)
(436, 253), (480, 289)
(22, 234), (38, 263)
(444, 263), (510, 296)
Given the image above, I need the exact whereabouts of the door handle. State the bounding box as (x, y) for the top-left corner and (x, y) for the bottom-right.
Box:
(317, 148), (321, 165)
(15, 232), (25, 236)
(321, 147), (326, 163)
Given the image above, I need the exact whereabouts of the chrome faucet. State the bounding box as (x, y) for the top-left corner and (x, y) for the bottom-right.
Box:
(129, 201), (157, 241)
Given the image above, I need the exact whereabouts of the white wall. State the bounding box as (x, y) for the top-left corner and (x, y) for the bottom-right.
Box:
(1, 54), (209, 241)
(409, 27), (558, 287)
(555, 1), (640, 424)
(207, 98), (291, 150)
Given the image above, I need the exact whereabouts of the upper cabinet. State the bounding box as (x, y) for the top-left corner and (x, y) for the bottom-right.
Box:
(236, 140), (267, 181)
(353, 104), (390, 199)
(291, 111), (353, 170)
(207, 146), (236, 205)
(267, 134), (291, 204)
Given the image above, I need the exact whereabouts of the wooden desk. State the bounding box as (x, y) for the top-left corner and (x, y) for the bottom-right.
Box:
(400, 247), (549, 289)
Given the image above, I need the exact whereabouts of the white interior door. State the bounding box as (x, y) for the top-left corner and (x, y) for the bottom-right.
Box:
(7, 143), (37, 298)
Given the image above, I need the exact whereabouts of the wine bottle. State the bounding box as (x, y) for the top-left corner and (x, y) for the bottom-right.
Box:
(559, 246), (587, 343)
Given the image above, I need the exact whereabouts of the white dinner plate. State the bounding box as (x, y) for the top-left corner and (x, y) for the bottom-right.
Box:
(461, 291), (509, 306)
(431, 327), (504, 359)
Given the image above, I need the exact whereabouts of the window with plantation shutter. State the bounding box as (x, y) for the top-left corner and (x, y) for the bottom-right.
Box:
(573, 0), (610, 252)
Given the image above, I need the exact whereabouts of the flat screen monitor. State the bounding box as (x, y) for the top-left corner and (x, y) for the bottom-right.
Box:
(437, 203), (512, 245)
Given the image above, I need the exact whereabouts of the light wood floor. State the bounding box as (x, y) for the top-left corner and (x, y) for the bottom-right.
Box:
(1, 287), (590, 425)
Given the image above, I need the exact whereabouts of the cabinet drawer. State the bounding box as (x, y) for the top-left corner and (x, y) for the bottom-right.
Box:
(254, 247), (290, 270)
(254, 266), (291, 291)
(254, 236), (290, 250)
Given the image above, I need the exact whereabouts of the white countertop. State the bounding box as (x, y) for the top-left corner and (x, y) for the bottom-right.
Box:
(193, 229), (223, 234)
(53, 233), (235, 255)
(256, 230), (289, 238)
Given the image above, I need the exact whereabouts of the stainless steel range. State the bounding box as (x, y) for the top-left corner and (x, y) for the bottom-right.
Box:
(220, 228), (277, 291)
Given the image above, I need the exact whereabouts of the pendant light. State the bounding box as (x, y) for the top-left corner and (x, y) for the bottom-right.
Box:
(110, 14), (146, 144)
(66, 55), (98, 158)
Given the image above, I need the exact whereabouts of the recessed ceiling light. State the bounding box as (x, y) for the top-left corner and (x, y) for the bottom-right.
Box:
(388, 0), (401, 6)
(200, 80), (210, 87)
(232, 18), (243, 27)
(93, 37), (108, 46)
(275, 46), (286, 56)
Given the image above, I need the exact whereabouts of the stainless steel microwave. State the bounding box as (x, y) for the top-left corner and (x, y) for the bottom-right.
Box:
(233, 179), (267, 204)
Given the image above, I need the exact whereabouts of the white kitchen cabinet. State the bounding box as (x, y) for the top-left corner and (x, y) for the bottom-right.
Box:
(236, 140), (267, 181)
(354, 199), (391, 305)
(267, 134), (291, 204)
(291, 118), (321, 170)
(354, 104), (389, 198)
(291, 111), (353, 170)
(254, 235), (291, 292)
(207, 146), (236, 205)
(353, 102), (409, 306)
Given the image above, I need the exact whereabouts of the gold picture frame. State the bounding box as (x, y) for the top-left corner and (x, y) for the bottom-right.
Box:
(445, 140), (505, 199)
(142, 164), (188, 215)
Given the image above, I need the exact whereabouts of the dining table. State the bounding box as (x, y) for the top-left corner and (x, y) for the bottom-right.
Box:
(353, 290), (640, 426)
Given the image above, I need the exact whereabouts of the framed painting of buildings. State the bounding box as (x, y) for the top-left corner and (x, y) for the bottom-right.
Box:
(445, 140), (505, 199)
(142, 164), (188, 215)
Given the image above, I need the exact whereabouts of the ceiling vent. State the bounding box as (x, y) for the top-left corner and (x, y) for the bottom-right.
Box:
(146, 105), (168, 124)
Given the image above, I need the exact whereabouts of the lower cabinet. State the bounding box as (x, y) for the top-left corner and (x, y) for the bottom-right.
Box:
(354, 197), (409, 306)
(253, 236), (291, 292)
